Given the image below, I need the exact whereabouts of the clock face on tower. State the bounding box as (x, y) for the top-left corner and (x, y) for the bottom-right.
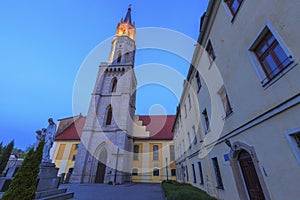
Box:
(116, 23), (136, 40)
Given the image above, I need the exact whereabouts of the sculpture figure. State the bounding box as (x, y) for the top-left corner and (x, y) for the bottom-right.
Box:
(42, 118), (57, 163)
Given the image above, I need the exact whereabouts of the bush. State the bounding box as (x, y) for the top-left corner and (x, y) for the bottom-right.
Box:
(162, 180), (216, 200)
(1, 140), (44, 200)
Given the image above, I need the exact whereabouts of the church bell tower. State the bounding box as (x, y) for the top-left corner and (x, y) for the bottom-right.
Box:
(71, 6), (136, 184)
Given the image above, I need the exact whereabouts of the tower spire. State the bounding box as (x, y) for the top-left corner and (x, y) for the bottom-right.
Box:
(116, 5), (136, 40)
(123, 4), (132, 24)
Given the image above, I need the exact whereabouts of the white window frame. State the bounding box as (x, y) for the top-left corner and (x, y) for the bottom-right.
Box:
(217, 86), (233, 119)
(222, 0), (245, 22)
(285, 127), (300, 166)
(248, 22), (297, 89)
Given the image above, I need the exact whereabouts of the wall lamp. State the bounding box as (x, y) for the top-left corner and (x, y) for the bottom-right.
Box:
(225, 139), (233, 151)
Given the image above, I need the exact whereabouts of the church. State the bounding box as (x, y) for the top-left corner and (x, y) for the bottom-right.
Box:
(52, 6), (176, 184)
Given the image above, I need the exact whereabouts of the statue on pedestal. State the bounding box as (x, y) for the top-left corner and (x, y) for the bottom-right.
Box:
(34, 128), (46, 149)
(35, 118), (57, 163)
(43, 118), (57, 163)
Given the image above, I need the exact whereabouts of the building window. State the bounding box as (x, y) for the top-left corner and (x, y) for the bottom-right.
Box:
(117, 52), (122, 63)
(206, 40), (216, 62)
(285, 129), (300, 166)
(185, 166), (189, 182)
(202, 109), (209, 132)
(111, 78), (118, 92)
(125, 52), (131, 63)
(192, 164), (197, 183)
(153, 168), (160, 176)
(72, 155), (76, 161)
(171, 169), (176, 176)
(133, 145), (139, 160)
(192, 126), (197, 145)
(75, 144), (79, 150)
(195, 71), (202, 92)
(294, 134), (300, 148)
(153, 145), (159, 160)
(254, 29), (292, 81)
(105, 105), (113, 125)
(212, 157), (224, 189)
(188, 132), (192, 149)
(132, 168), (138, 176)
(225, 0), (243, 16)
(219, 87), (233, 117)
(198, 162), (204, 184)
(56, 144), (66, 160)
(170, 145), (175, 161)
(188, 94), (192, 110)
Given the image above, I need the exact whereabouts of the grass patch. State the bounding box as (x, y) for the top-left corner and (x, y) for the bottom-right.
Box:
(162, 180), (216, 200)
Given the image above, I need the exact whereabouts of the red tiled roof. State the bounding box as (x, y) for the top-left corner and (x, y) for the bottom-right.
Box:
(55, 115), (86, 141)
(135, 115), (175, 140)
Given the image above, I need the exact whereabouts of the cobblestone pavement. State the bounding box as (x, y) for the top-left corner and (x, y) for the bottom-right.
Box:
(61, 183), (164, 200)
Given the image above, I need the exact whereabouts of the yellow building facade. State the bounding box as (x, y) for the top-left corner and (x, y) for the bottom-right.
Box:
(132, 115), (176, 183)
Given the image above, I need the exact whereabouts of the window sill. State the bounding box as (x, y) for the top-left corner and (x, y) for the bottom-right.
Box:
(222, 110), (233, 120)
(216, 186), (224, 190)
(262, 61), (297, 89)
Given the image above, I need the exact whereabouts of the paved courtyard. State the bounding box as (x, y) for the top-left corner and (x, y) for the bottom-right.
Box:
(61, 183), (164, 200)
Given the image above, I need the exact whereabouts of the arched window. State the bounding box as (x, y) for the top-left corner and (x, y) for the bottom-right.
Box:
(111, 78), (117, 92)
(125, 52), (131, 63)
(117, 52), (122, 63)
(105, 105), (113, 125)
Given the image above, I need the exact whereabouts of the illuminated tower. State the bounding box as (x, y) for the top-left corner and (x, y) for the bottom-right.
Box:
(71, 6), (136, 184)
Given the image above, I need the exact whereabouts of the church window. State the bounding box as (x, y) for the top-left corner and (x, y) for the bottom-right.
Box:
(125, 52), (131, 63)
(105, 105), (113, 125)
(117, 52), (122, 63)
(111, 78), (118, 92)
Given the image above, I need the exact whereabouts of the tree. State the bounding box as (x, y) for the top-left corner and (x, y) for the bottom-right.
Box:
(0, 142), (3, 161)
(1, 140), (44, 200)
(0, 141), (14, 175)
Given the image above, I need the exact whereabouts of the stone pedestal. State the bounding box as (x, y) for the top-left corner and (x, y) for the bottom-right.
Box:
(36, 162), (60, 192)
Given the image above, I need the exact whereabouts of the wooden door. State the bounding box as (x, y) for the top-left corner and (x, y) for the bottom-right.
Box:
(95, 161), (106, 183)
(239, 150), (265, 200)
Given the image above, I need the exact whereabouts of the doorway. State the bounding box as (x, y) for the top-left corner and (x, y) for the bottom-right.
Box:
(238, 150), (265, 200)
(95, 148), (107, 184)
(95, 161), (106, 183)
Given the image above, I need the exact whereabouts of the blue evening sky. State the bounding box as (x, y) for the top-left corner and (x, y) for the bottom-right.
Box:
(0, 0), (209, 149)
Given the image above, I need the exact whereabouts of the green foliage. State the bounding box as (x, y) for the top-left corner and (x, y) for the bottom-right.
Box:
(0, 141), (14, 174)
(1, 140), (44, 200)
(162, 180), (216, 200)
(0, 142), (3, 162)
